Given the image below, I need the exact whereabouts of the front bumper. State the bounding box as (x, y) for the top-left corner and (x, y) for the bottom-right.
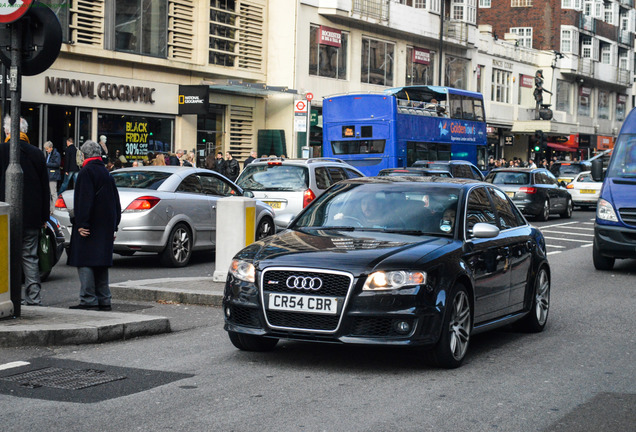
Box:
(223, 275), (444, 347)
(594, 223), (636, 260)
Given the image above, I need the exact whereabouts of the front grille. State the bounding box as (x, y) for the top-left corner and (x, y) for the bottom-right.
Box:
(228, 305), (261, 327)
(619, 208), (636, 226)
(262, 270), (350, 296)
(267, 311), (340, 331)
(262, 268), (353, 333)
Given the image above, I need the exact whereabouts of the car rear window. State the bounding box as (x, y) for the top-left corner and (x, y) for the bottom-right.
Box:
(112, 171), (171, 189)
(487, 172), (530, 185)
(237, 164), (309, 191)
(551, 163), (587, 176)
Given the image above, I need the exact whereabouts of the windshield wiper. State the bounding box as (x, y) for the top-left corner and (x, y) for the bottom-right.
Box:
(301, 226), (357, 231)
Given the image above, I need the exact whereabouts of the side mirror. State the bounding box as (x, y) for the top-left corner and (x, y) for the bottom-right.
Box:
(591, 159), (604, 182)
(471, 223), (500, 239)
(243, 190), (254, 198)
(558, 181), (567, 188)
(274, 213), (295, 229)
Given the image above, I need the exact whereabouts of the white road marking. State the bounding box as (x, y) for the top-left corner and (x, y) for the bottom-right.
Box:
(580, 243), (594, 248)
(548, 245), (566, 249)
(543, 236), (593, 243)
(539, 221), (580, 229)
(541, 231), (594, 237)
(0, 361), (30, 371)
(547, 251), (562, 256)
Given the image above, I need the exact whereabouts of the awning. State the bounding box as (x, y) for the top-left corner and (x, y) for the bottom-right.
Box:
(547, 143), (578, 152)
(203, 79), (298, 98)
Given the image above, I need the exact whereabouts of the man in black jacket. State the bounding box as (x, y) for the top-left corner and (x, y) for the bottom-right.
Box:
(225, 151), (240, 182)
(59, 137), (80, 194)
(0, 116), (49, 305)
(211, 151), (226, 177)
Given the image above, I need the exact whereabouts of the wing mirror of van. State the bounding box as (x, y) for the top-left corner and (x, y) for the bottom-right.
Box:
(591, 159), (604, 182)
(274, 213), (295, 229)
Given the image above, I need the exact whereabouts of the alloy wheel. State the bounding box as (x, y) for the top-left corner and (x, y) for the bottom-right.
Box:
(534, 269), (550, 326)
(449, 290), (471, 360)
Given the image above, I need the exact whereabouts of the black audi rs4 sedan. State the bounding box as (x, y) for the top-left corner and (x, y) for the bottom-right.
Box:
(223, 177), (551, 368)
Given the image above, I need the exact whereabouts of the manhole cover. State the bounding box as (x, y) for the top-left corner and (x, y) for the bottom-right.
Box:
(1, 367), (126, 390)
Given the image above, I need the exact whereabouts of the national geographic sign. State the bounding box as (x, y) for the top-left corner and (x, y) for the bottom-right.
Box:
(178, 85), (209, 115)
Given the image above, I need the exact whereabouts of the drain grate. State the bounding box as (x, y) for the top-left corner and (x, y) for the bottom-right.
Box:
(1, 367), (127, 390)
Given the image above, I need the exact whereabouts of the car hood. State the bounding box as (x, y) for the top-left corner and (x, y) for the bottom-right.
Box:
(238, 229), (452, 276)
(604, 178), (636, 210)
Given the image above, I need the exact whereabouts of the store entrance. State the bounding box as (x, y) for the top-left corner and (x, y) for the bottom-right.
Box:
(45, 105), (76, 156)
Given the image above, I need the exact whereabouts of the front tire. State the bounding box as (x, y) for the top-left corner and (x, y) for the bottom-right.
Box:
(255, 216), (275, 241)
(518, 266), (550, 332)
(160, 223), (192, 267)
(593, 241), (615, 270)
(228, 331), (278, 351)
(425, 284), (472, 369)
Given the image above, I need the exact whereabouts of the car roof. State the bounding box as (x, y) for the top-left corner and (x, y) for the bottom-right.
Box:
(414, 160), (474, 166)
(488, 167), (538, 172)
(346, 176), (482, 188)
(247, 157), (353, 167)
(112, 165), (197, 173)
(380, 168), (451, 173)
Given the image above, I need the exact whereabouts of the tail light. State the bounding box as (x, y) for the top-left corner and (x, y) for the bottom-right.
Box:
(519, 187), (537, 194)
(268, 161), (282, 166)
(54, 195), (67, 209)
(566, 183), (574, 189)
(302, 189), (316, 208)
(124, 196), (161, 212)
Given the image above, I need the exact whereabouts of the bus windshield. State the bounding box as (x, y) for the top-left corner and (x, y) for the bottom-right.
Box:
(606, 134), (636, 178)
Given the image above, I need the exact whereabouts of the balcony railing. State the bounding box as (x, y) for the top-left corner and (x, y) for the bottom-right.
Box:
(617, 68), (631, 86)
(618, 29), (633, 47)
(579, 14), (595, 32)
(353, 0), (389, 21)
(444, 19), (468, 43)
(578, 58), (595, 77)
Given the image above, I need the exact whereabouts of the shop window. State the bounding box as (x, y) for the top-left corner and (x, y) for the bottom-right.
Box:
(556, 80), (571, 114)
(616, 95), (627, 122)
(309, 25), (348, 80)
(597, 90), (610, 120)
(406, 47), (434, 86)
(98, 113), (174, 163)
(444, 56), (468, 90)
(115, 0), (167, 58)
(578, 87), (591, 117)
(491, 69), (511, 103)
(361, 37), (395, 86)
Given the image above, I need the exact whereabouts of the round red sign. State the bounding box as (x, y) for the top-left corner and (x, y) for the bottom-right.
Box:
(0, 0), (34, 24)
(306, 92), (314, 101)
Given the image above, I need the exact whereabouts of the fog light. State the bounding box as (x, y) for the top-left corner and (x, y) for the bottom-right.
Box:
(225, 307), (231, 318)
(395, 321), (411, 334)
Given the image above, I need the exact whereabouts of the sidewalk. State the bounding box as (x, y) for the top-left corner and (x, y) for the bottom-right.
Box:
(0, 277), (225, 348)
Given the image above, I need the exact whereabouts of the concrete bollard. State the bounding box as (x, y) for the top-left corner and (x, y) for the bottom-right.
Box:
(212, 197), (256, 282)
(0, 202), (13, 318)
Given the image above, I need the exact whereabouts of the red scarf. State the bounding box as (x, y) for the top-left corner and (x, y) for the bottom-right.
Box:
(82, 156), (102, 167)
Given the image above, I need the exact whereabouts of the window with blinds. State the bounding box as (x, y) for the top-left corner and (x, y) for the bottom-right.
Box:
(229, 106), (254, 161)
(209, 0), (265, 71)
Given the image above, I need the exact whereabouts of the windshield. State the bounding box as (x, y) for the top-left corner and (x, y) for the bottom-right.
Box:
(486, 171), (530, 185)
(606, 134), (636, 178)
(294, 182), (461, 237)
(112, 171), (171, 189)
(236, 164), (309, 191)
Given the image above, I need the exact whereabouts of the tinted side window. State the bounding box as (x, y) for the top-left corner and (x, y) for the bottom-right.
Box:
(465, 187), (496, 236)
(314, 167), (330, 189)
(533, 172), (545, 185)
(453, 165), (471, 179)
(345, 168), (363, 179)
(489, 187), (521, 229)
(544, 170), (558, 185)
(470, 166), (483, 180)
(177, 174), (202, 193)
(200, 174), (235, 196)
(327, 167), (347, 185)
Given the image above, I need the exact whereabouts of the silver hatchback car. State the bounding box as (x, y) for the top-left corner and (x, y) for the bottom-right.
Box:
(236, 158), (364, 229)
(53, 166), (276, 267)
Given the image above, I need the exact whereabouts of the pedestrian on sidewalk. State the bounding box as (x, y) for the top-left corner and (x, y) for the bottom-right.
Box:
(0, 116), (49, 305)
(59, 138), (80, 194)
(67, 140), (121, 311)
(44, 141), (61, 213)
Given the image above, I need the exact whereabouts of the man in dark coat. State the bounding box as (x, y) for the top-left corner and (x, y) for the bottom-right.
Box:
(44, 141), (62, 213)
(67, 140), (121, 311)
(59, 137), (79, 194)
(0, 116), (49, 305)
(225, 151), (240, 182)
(212, 151), (227, 177)
(243, 150), (257, 169)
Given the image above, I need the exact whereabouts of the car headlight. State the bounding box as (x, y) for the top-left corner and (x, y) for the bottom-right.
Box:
(229, 259), (255, 283)
(363, 270), (426, 291)
(597, 198), (618, 222)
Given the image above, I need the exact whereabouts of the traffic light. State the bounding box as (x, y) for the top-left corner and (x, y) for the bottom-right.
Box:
(534, 130), (547, 152)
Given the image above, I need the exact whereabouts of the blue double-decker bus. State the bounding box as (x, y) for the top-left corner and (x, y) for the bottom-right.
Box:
(322, 86), (488, 176)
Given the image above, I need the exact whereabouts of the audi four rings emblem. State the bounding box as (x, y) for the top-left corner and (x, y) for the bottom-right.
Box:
(286, 276), (323, 290)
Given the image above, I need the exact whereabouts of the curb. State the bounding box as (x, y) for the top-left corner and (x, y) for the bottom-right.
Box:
(110, 277), (225, 306)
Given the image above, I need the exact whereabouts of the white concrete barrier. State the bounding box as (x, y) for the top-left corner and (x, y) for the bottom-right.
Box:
(212, 197), (256, 282)
(0, 202), (13, 318)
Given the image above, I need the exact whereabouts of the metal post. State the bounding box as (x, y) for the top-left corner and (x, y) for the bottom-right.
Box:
(438, 1), (444, 86)
(6, 21), (24, 317)
(306, 100), (311, 155)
